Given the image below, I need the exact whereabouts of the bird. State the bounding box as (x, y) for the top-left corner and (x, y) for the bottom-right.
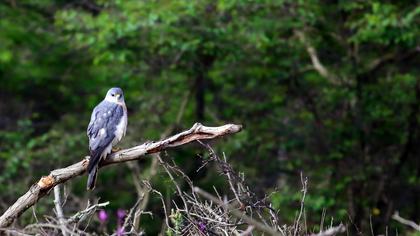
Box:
(86, 87), (127, 190)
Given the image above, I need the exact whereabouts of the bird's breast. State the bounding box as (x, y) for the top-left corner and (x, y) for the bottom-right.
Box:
(113, 110), (127, 145)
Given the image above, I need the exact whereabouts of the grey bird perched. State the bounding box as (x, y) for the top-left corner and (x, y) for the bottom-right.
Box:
(86, 87), (127, 190)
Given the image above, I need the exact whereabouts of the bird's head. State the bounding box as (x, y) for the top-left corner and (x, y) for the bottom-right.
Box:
(105, 87), (125, 103)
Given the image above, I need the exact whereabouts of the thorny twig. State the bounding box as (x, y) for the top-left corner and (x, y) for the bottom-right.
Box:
(197, 141), (268, 210)
(194, 187), (282, 236)
(156, 145), (291, 236)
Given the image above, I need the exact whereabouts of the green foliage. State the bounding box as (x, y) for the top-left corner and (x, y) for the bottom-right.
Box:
(0, 120), (34, 188)
(0, 0), (419, 234)
(167, 209), (183, 236)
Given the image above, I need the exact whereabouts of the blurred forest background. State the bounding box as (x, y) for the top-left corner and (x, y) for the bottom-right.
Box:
(0, 0), (419, 235)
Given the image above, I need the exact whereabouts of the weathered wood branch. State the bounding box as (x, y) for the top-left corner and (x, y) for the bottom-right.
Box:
(0, 123), (242, 228)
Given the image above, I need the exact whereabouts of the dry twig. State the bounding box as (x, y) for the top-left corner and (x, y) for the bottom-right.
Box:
(0, 123), (242, 228)
(392, 211), (420, 232)
(194, 187), (281, 236)
(130, 91), (190, 231)
(53, 185), (67, 236)
(293, 173), (308, 236)
(309, 223), (346, 236)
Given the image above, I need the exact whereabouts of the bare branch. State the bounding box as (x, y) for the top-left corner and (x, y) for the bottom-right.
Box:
(0, 123), (242, 228)
(294, 30), (337, 84)
(293, 173), (308, 236)
(66, 201), (109, 224)
(392, 211), (420, 232)
(365, 46), (419, 74)
(309, 223), (346, 236)
(131, 91), (190, 231)
(194, 187), (282, 236)
(53, 185), (67, 236)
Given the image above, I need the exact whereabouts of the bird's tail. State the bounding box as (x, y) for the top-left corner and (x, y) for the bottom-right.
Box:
(87, 151), (101, 190)
(87, 166), (98, 190)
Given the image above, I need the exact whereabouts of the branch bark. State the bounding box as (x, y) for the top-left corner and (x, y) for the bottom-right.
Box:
(294, 30), (337, 84)
(0, 123), (242, 228)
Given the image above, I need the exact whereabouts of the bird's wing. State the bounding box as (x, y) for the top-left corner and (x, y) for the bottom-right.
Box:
(87, 101), (124, 155)
(87, 101), (124, 175)
(87, 107), (97, 138)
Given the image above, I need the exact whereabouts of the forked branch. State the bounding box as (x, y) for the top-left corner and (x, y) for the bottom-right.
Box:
(0, 123), (242, 228)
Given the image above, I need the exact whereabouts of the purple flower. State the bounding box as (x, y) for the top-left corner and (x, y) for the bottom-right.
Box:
(116, 209), (126, 236)
(117, 226), (124, 236)
(98, 209), (108, 222)
(117, 209), (126, 220)
(198, 221), (206, 232)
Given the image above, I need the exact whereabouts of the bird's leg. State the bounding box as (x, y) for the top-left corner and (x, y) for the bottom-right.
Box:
(82, 156), (90, 167)
(112, 147), (122, 152)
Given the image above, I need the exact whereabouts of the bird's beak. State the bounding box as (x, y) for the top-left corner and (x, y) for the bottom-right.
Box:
(116, 94), (121, 99)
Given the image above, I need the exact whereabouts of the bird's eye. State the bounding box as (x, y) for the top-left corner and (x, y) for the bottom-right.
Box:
(111, 93), (115, 97)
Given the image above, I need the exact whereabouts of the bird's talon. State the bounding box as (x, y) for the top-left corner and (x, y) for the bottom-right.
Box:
(82, 157), (89, 167)
(112, 147), (121, 152)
